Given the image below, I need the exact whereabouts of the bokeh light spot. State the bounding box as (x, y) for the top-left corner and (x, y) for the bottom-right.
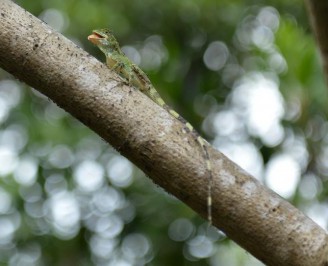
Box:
(122, 234), (152, 260)
(0, 80), (21, 109)
(74, 160), (104, 192)
(140, 35), (168, 71)
(0, 217), (19, 245)
(90, 235), (117, 259)
(48, 145), (74, 169)
(168, 218), (195, 242)
(14, 156), (38, 186)
(9, 243), (41, 266)
(107, 156), (133, 188)
(0, 125), (28, 152)
(257, 6), (280, 32)
(94, 215), (123, 238)
(47, 191), (80, 239)
(0, 147), (18, 176)
(187, 235), (213, 259)
(203, 41), (229, 71)
(265, 154), (300, 198)
(39, 8), (68, 32)
(232, 72), (285, 146)
(92, 187), (124, 213)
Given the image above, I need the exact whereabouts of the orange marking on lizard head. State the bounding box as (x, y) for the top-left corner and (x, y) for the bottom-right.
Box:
(88, 29), (122, 54)
(87, 32), (104, 45)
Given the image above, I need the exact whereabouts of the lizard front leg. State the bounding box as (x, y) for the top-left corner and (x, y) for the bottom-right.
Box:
(106, 60), (133, 89)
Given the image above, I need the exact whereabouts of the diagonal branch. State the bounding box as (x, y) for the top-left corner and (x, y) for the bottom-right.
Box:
(1, 0), (328, 265)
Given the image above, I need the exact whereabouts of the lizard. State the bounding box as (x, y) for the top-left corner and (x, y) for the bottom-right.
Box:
(88, 29), (213, 225)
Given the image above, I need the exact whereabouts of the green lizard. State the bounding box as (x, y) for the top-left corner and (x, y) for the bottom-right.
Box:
(88, 29), (213, 224)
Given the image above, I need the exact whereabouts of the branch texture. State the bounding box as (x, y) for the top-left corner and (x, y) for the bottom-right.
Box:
(1, 0), (328, 265)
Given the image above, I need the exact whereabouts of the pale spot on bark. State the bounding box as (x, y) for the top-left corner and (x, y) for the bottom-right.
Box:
(242, 181), (258, 197)
(219, 169), (236, 187)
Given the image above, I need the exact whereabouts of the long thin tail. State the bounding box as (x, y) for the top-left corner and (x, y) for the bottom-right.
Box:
(164, 106), (213, 224)
(139, 82), (213, 224)
(196, 136), (212, 225)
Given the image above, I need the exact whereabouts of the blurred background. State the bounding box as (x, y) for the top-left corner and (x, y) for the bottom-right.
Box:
(0, 0), (326, 265)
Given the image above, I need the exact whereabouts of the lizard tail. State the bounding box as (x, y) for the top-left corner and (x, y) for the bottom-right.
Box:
(165, 106), (213, 224)
(196, 136), (213, 225)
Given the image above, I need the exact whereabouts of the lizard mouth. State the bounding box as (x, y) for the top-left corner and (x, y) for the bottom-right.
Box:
(87, 32), (105, 44)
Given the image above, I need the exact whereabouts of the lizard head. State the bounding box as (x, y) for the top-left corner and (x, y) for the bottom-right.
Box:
(88, 29), (121, 54)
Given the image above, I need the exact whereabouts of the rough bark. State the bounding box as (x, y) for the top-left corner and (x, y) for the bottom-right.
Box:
(1, 0), (328, 265)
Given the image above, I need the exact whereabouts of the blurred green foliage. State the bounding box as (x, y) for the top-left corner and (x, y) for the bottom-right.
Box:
(1, 0), (327, 265)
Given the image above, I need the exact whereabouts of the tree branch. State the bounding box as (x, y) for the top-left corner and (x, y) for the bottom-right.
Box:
(1, 0), (328, 265)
